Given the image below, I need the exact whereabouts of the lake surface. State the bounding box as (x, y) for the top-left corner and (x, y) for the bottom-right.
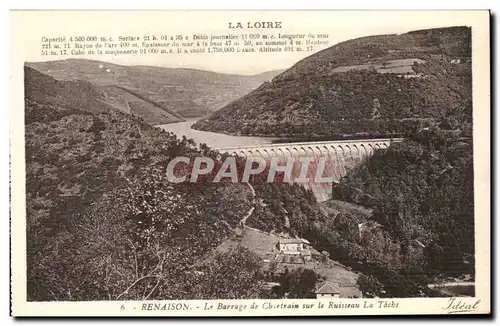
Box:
(157, 119), (281, 149)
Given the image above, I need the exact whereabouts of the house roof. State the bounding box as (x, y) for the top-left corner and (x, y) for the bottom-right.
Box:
(315, 281), (341, 294)
(263, 282), (281, 289)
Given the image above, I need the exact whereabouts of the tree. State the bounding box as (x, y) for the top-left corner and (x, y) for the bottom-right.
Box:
(357, 274), (384, 298)
(278, 268), (321, 299)
(321, 250), (330, 264)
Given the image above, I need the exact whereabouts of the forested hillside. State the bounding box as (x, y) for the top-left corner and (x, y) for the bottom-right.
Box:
(25, 66), (266, 300)
(25, 67), (340, 301)
(332, 129), (474, 279)
(241, 128), (474, 298)
(193, 27), (472, 137)
(243, 181), (440, 298)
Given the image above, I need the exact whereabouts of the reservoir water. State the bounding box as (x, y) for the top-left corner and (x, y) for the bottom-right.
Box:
(157, 119), (280, 149)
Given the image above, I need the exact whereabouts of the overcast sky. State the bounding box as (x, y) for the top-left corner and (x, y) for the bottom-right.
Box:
(13, 10), (483, 75)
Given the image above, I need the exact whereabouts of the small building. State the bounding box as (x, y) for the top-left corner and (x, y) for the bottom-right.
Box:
(315, 281), (341, 299)
(277, 238), (313, 263)
(278, 238), (307, 254)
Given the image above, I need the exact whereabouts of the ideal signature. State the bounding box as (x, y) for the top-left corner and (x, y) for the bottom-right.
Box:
(442, 298), (481, 314)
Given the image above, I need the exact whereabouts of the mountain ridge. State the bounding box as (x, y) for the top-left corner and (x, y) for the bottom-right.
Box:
(26, 59), (284, 120)
(193, 26), (472, 138)
(24, 66), (184, 124)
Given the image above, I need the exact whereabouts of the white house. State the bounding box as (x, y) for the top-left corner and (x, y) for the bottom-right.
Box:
(278, 238), (307, 254)
(277, 238), (312, 262)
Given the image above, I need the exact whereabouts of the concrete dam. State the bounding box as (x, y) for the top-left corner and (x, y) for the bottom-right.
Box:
(217, 138), (403, 202)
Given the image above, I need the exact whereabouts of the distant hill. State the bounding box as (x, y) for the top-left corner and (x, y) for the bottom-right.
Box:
(25, 66), (113, 115)
(26, 59), (284, 121)
(193, 26), (472, 137)
(25, 66), (184, 125)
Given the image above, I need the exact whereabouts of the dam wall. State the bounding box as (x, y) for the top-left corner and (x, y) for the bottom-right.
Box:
(216, 138), (403, 202)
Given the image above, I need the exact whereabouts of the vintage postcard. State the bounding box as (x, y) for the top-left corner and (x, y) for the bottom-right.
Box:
(10, 10), (490, 316)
